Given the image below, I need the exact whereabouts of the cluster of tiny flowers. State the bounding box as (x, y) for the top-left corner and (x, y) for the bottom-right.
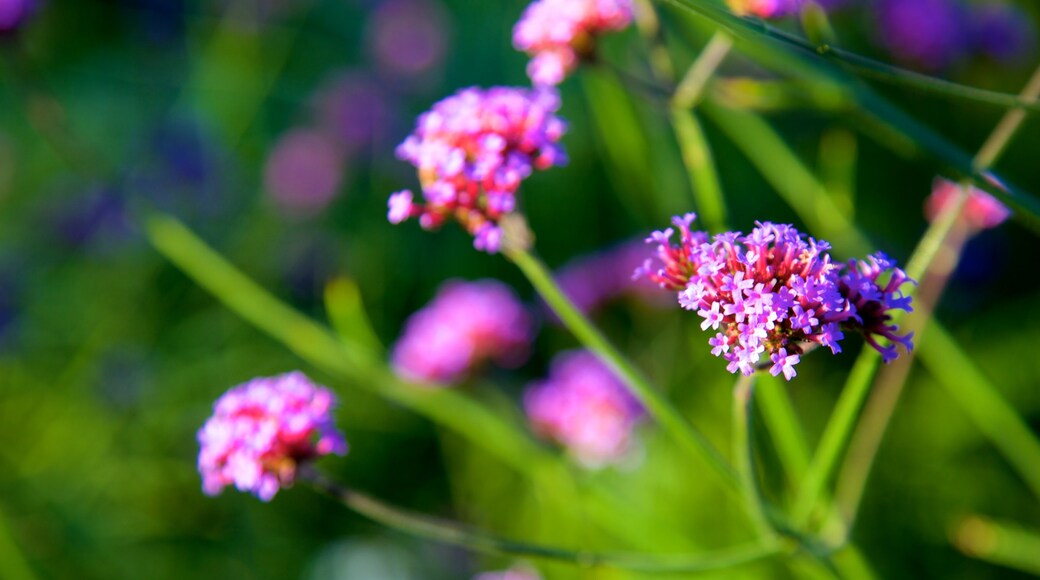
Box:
(388, 86), (567, 253)
(512, 0), (633, 86)
(637, 214), (915, 379)
(391, 279), (534, 384)
(926, 178), (1010, 233)
(727, 0), (804, 19)
(524, 350), (644, 467)
(197, 372), (347, 501)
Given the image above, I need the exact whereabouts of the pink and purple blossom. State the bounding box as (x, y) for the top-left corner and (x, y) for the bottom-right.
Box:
(726, 0), (804, 19)
(391, 280), (534, 384)
(638, 214), (915, 378)
(525, 350), (645, 467)
(197, 372), (347, 501)
(512, 0), (633, 86)
(264, 128), (346, 216)
(925, 178), (1011, 233)
(474, 566), (542, 580)
(388, 86), (567, 253)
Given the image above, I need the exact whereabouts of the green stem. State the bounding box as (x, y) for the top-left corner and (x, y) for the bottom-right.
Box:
(734, 374), (774, 538)
(302, 468), (785, 572)
(673, 32), (734, 109)
(954, 516), (1040, 576)
(504, 246), (740, 492)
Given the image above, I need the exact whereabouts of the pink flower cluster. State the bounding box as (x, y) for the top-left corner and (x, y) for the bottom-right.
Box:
(197, 372), (347, 501)
(525, 350), (644, 467)
(512, 0), (633, 86)
(391, 279), (534, 384)
(637, 215), (915, 379)
(727, 0), (804, 19)
(925, 178), (1010, 232)
(388, 86), (567, 253)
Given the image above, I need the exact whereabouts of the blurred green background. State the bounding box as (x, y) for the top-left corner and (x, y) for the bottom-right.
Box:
(1, 0), (1039, 578)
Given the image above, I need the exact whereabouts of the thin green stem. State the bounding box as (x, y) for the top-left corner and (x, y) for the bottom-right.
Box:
(504, 246), (740, 492)
(973, 63), (1040, 170)
(673, 33), (734, 109)
(302, 468), (786, 572)
(734, 374), (774, 539)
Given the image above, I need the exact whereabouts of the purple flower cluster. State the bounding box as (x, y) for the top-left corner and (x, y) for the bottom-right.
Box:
(525, 350), (644, 467)
(637, 215), (915, 379)
(0, 0), (36, 34)
(388, 86), (567, 253)
(925, 178), (1010, 233)
(474, 567), (542, 580)
(553, 239), (663, 317)
(391, 280), (534, 384)
(512, 0), (633, 86)
(726, 0), (804, 19)
(875, 0), (1035, 70)
(197, 372), (347, 501)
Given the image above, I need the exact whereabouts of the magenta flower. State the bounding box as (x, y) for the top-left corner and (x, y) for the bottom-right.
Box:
(874, 0), (968, 71)
(264, 128), (346, 217)
(637, 214), (915, 378)
(391, 280), (534, 384)
(474, 567), (542, 580)
(0, 0), (37, 33)
(925, 178), (1010, 233)
(552, 239), (664, 317)
(727, 0), (804, 19)
(513, 0), (633, 86)
(388, 87), (567, 253)
(197, 372), (347, 501)
(525, 350), (645, 467)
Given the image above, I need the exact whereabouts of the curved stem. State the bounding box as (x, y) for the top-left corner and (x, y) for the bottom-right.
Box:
(301, 468), (785, 572)
(504, 246), (740, 492)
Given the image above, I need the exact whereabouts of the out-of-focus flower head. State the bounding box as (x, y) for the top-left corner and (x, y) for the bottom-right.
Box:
(312, 72), (393, 157)
(49, 185), (134, 250)
(553, 239), (663, 317)
(391, 279), (534, 384)
(875, 0), (968, 70)
(525, 350), (644, 467)
(197, 371), (347, 501)
(968, 2), (1036, 63)
(727, 0), (804, 19)
(513, 0), (633, 86)
(925, 177), (1010, 233)
(637, 214), (915, 377)
(0, 0), (38, 34)
(265, 128), (346, 217)
(367, 0), (450, 79)
(389, 87), (567, 253)
(474, 565), (543, 580)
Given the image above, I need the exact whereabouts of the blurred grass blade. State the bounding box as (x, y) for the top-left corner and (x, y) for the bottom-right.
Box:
(917, 323), (1040, 498)
(0, 505), (38, 580)
(954, 516), (1040, 576)
(734, 375), (773, 538)
(144, 212), (549, 473)
(703, 102), (871, 256)
(324, 276), (384, 355)
(671, 109), (728, 231)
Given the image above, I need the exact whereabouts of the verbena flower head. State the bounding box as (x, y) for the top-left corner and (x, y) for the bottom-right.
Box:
(513, 0), (633, 86)
(875, 0), (967, 70)
(391, 279), (534, 384)
(926, 178), (1010, 233)
(197, 372), (347, 501)
(389, 87), (567, 253)
(637, 214), (915, 378)
(524, 350), (644, 467)
(727, 0), (804, 19)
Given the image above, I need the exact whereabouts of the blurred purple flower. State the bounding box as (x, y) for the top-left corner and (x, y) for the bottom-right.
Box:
(391, 279), (534, 384)
(264, 128), (346, 216)
(553, 239), (663, 317)
(312, 72), (393, 156)
(51, 186), (134, 249)
(525, 350), (644, 467)
(726, 0), (804, 19)
(875, 0), (968, 70)
(474, 566), (542, 580)
(367, 0), (450, 79)
(0, 0), (37, 34)
(969, 2), (1036, 63)
(198, 371), (347, 501)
